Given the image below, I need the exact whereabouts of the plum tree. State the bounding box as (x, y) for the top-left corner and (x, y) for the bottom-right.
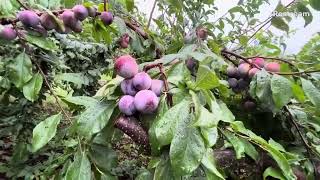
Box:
(265, 62), (280, 72)
(118, 95), (136, 116)
(132, 72), (152, 90)
(0, 26), (17, 40)
(248, 68), (259, 78)
(17, 10), (40, 28)
(87, 7), (97, 17)
(134, 90), (159, 114)
(119, 34), (130, 48)
(121, 78), (137, 96)
(150, 80), (164, 96)
(228, 78), (238, 88)
(72, 5), (88, 21)
(115, 55), (139, 78)
(61, 10), (77, 28)
(227, 66), (239, 78)
(40, 13), (58, 30)
(238, 63), (251, 77)
(100, 12), (113, 26)
(253, 57), (265, 68)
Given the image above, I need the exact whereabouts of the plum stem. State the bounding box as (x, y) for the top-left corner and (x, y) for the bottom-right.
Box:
(143, 63), (173, 107)
(221, 49), (320, 76)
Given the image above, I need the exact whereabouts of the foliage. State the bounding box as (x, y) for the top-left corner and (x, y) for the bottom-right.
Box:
(1, 0), (320, 179)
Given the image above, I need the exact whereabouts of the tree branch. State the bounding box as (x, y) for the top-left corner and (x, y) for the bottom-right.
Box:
(147, 0), (158, 29)
(16, 0), (29, 10)
(221, 49), (320, 76)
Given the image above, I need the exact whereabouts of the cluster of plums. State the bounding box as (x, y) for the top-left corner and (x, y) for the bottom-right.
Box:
(116, 55), (164, 116)
(227, 57), (280, 93)
(0, 5), (113, 41)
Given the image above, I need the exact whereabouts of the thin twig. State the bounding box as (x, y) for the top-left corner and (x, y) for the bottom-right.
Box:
(16, 0), (29, 10)
(147, 0), (158, 29)
(247, 56), (295, 66)
(221, 49), (320, 76)
(104, 0), (107, 11)
(284, 106), (318, 177)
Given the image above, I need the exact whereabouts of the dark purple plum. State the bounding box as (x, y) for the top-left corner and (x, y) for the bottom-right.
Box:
(115, 55), (139, 78)
(243, 101), (256, 111)
(40, 13), (58, 30)
(114, 116), (149, 148)
(227, 66), (239, 78)
(119, 34), (130, 48)
(196, 27), (208, 40)
(72, 5), (88, 21)
(118, 95), (136, 115)
(70, 20), (82, 33)
(17, 10), (40, 28)
(134, 90), (159, 114)
(238, 78), (249, 90)
(228, 78), (238, 88)
(132, 72), (152, 90)
(186, 59), (198, 74)
(150, 80), (164, 96)
(87, 7), (97, 17)
(100, 12), (113, 25)
(238, 63), (251, 77)
(61, 10), (77, 28)
(0, 26), (17, 40)
(121, 78), (137, 96)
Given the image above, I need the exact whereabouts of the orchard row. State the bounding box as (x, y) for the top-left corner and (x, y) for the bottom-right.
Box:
(0, 5), (113, 40)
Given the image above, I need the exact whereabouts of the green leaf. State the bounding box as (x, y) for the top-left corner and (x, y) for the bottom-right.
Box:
(125, 0), (134, 12)
(231, 121), (296, 180)
(136, 169), (153, 180)
(271, 17), (289, 33)
(223, 131), (245, 159)
(201, 127), (218, 148)
(31, 113), (62, 152)
(155, 99), (190, 146)
(201, 149), (225, 180)
(89, 144), (117, 174)
(77, 101), (116, 138)
(149, 97), (169, 155)
(8, 52), (33, 89)
(195, 65), (220, 90)
(169, 115), (206, 176)
(263, 167), (286, 180)
(271, 75), (293, 108)
(310, 0), (320, 11)
(301, 78), (320, 108)
(25, 34), (58, 51)
(63, 96), (99, 108)
(217, 100), (235, 122)
(23, 73), (43, 102)
(291, 83), (305, 103)
(154, 156), (175, 180)
(65, 151), (91, 180)
(55, 73), (89, 88)
(297, 3), (313, 27)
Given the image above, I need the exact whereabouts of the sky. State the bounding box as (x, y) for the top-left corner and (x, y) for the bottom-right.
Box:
(136, 0), (320, 55)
